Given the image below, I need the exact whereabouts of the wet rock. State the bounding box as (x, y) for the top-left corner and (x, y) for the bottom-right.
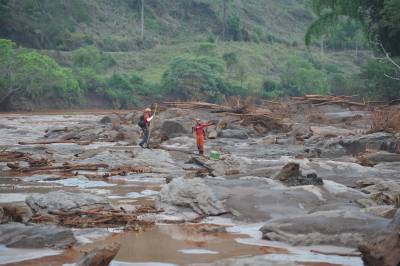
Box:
(359, 209), (400, 266)
(26, 191), (113, 215)
(76, 242), (121, 266)
(0, 223), (76, 249)
(220, 129), (248, 139)
(0, 202), (32, 223)
(260, 210), (389, 247)
(156, 177), (227, 216)
(160, 120), (189, 139)
(273, 162), (323, 186)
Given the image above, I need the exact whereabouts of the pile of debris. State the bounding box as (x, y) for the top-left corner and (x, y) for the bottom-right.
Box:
(291, 95), (366, 107)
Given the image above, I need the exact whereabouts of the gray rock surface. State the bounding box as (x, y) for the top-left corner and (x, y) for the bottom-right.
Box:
(26, 190), (112, 214)
(260, 210), (390, 247)
(156, 177), (227, 216)
(220, 129), (249, 139)
(0, 223), (76, 248)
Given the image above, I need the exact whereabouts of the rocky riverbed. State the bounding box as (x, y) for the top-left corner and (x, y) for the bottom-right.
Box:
(0, 102), (399, 266)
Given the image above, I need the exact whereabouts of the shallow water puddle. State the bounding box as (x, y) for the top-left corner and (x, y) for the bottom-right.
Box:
(110, 224), (288, 265)
(0, 245), (62, 264)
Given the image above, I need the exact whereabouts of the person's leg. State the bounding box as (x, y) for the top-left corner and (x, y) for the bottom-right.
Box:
(144, 128), (150, 147)
(139, 128), (149, 147)
(197, 135), (204, 155)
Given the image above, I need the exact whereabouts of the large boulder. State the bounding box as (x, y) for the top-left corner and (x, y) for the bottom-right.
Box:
(160, 120), (189, 139)
(260, 210), (390, 247)
(0, 223), (76, 248)
(26, 191), (113, 214)
(359, 209), (400, 266)
(156, 178), (227, 216)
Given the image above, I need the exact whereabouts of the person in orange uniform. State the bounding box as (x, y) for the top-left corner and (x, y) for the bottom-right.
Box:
(192, 119), (214, 155)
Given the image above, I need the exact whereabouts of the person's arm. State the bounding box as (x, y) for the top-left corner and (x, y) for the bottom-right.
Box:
(147, 115), (154, 122)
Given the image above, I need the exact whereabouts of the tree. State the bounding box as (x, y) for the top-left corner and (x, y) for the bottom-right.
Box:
(0, 39), (81, 110)
(305, 0), (400, 56)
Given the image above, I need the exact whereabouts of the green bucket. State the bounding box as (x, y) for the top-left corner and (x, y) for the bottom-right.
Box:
(209, 150), (220, 160)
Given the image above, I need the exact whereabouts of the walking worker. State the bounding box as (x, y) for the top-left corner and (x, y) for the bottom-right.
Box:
(192, 118), (214, 155)
(138, 107), (155, 148)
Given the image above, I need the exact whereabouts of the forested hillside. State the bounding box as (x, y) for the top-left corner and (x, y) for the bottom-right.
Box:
(0, 0), (397, 111)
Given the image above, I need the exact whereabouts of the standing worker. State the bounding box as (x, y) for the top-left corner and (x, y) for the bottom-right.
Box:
(192, 119), (214, 155)
(138, 107), (155, 148)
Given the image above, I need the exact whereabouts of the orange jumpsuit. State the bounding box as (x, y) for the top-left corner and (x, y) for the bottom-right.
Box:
(192, 123), (212, 155)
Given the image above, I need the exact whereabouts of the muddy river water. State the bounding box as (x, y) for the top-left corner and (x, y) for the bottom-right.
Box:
(0, 109), (388, 266)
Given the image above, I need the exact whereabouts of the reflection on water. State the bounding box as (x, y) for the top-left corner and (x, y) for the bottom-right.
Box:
(112, 224), (286, 265)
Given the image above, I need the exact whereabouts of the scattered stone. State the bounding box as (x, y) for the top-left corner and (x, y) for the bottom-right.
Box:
(76, 242), (121, 266)
(156, 177), (227, 216)
(0, 223), (76, 249)
(26, 191), (113, 215)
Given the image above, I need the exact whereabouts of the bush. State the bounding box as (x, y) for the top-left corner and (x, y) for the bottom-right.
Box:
(0, 39), (82, 109)
(161, 55), (227, 101)
(280, 56), (328, 96)
(72, 45), (115, 71)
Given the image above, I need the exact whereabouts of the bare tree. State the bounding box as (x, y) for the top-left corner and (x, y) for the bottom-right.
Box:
(377, 43), (400, 80)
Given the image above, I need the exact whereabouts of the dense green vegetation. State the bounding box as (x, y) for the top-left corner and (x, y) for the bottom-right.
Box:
(305, 0), (400, 101)
(0, 0), (398, 110)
